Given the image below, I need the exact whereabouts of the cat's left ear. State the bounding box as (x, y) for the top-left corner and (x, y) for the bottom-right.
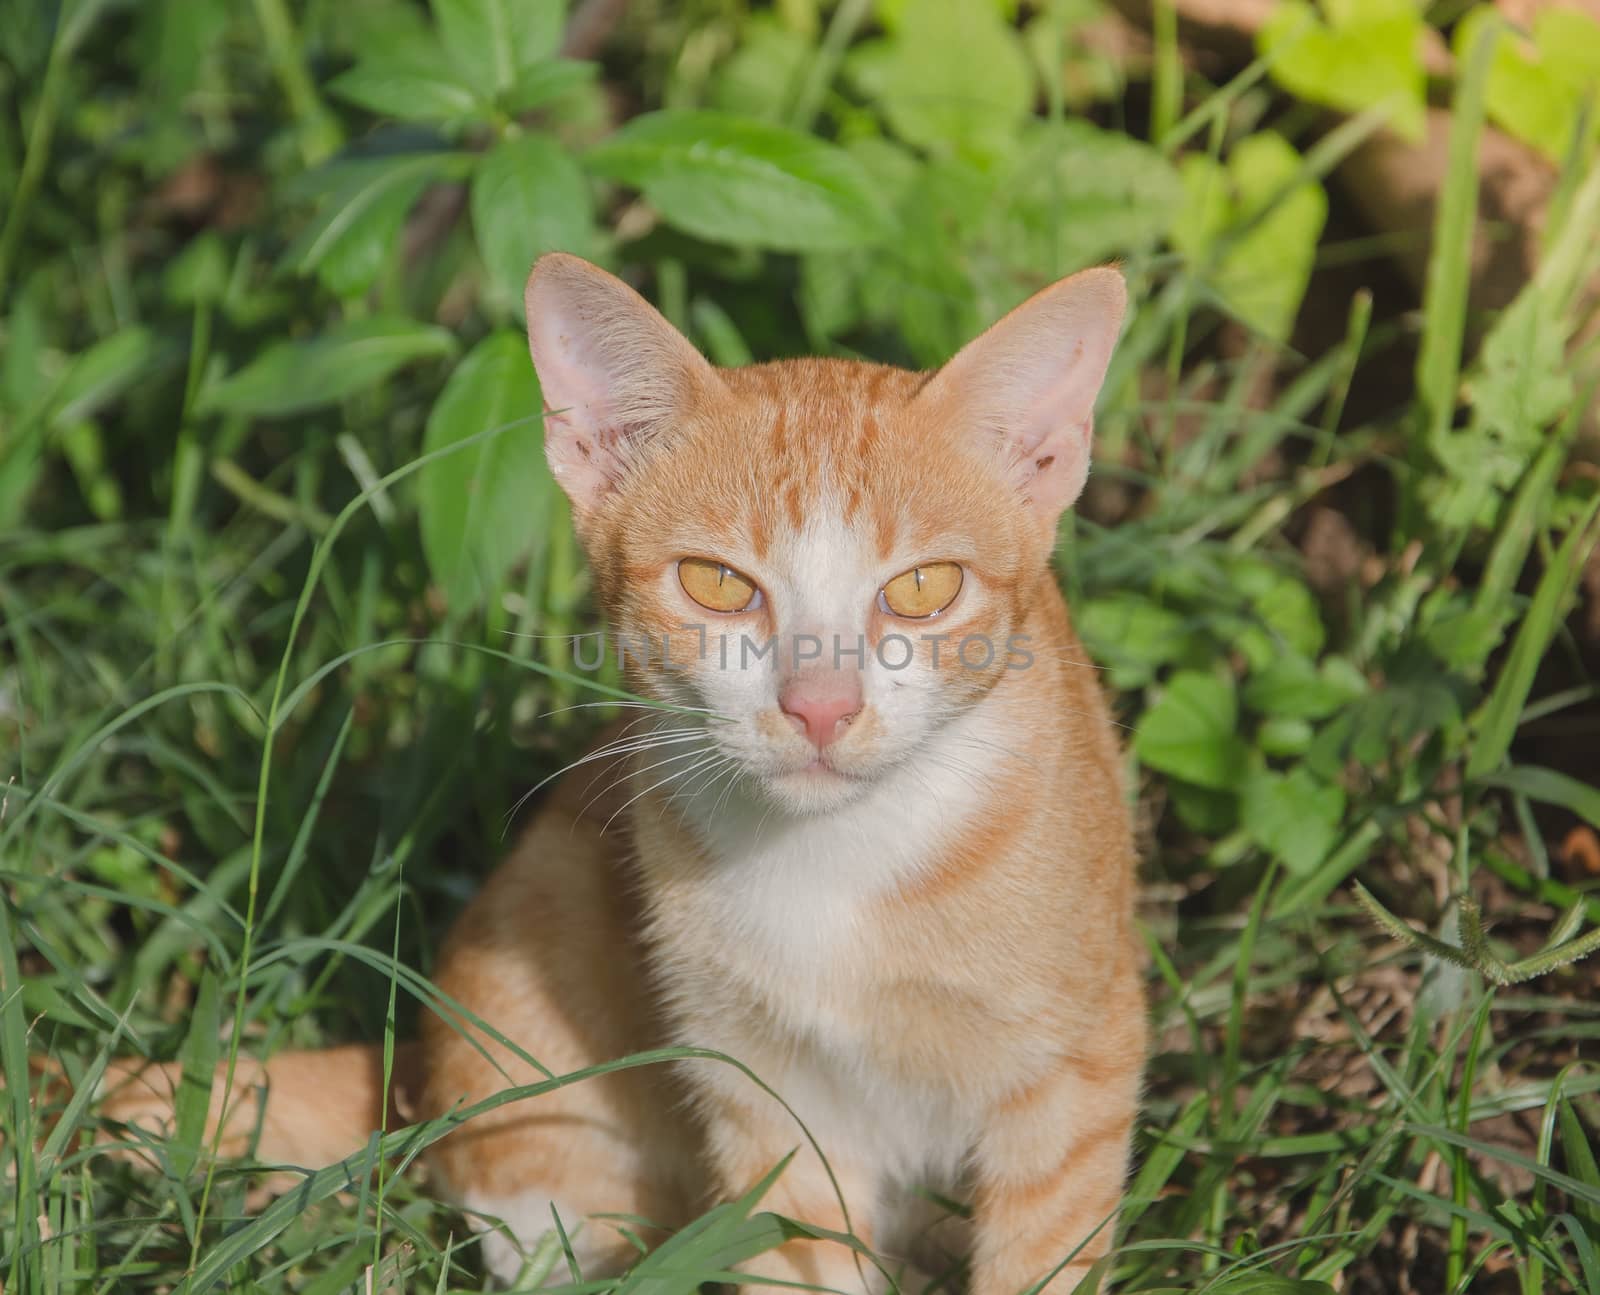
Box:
(918, 267), (1125, 525)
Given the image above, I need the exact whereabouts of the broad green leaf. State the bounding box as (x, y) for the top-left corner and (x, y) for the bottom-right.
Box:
(1134, 670), (1250, 790)
(418, 332), (549, 613)
(1241, 766), (1345, 875)
(1309, 644), (1470, 778)
(1169, 781), (1240, 834)
(846, 0), (1034, 161)
(1257, 716), (1314, 756)
(471, 133), (594, 310)
(1458, 5), (1600, 162)
(1171, 132), (1328, 342)
(1077, 594), (1202, 688)
(585, 110), (894, 252)
(1229, 554), (1327, 663)
(328, 31), (485, 123)
(862, 155), (993, 362)
(200, 317), (457, 417)
(1258, 0), (1426, 142)
(506, 57), (597, 113)
(284, 154), (459, 296)
(433, 0), (564, 95)
(1242, 653), (1365, 720)
(997, 121), (1182, 278)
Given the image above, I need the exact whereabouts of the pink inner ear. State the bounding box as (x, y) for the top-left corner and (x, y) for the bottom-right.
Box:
(919, 267), (1126, 522)
(523, 254), (717, 515)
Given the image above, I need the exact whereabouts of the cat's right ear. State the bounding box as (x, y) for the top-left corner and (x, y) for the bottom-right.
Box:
(524, 254), (718, 516)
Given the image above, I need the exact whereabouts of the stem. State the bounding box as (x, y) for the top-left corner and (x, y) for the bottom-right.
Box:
(787, 0), (872, 132)
(1446, 994), (1494, 1290)
(0, 28), (70, 307)
(249, 0), (341, 165)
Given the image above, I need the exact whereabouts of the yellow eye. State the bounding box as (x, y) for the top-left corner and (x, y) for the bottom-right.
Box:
(679, 558), (761, 613)
(880, 562), (963, 619)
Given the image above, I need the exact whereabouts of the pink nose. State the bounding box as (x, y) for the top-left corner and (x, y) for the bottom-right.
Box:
(779, 679), (863, 749)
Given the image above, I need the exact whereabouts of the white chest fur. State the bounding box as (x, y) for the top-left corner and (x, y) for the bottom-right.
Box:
(643, 706), (1013, 1183)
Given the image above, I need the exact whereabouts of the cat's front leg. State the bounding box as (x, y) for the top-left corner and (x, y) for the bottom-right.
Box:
(695, 1071), (881, 1293)
(967, 1042), (1141, 1295)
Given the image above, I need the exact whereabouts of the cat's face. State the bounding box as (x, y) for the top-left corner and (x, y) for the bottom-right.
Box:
(525, 256), (1124, 816)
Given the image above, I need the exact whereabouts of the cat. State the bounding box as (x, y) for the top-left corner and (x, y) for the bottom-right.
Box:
(99, 253), (1145, 1294)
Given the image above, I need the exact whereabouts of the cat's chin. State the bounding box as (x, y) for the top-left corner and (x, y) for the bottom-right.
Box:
(759, 762), (875, 815)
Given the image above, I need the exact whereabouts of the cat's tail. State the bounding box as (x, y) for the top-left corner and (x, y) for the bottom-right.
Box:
(96, 1041), (423, 1174)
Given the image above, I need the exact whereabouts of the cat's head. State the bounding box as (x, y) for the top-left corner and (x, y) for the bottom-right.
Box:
(524, 254), (1124, 816)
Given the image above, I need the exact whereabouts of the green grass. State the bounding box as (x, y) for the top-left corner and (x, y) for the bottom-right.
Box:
(4, 1), (1600, 1292)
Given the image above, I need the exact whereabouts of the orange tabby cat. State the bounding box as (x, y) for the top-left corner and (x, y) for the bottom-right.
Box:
(101, 253), (1144, 1293)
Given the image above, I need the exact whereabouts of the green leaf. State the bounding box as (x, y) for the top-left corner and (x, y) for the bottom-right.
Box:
(1459, 5), (1600, 162)
(170, 969), (221, 1180)
(50, 327), (159, 427)
(471, 133), (594, 310)
(997, 121), (1182, 278)
(614, 1153), (797, 1295)
(200, 317), (458, 417)
(328, 31), (485, 123)
(1424, 154), (1600, 529)
(1558, 1101), (1600, 1228)
(1135, 670), (1250, 790)
(1076, 594), (1201, 688)
(1478, 766), (1600, 831)
(846, 0), (1034, 161)
(1257, 716), (1314, 756)
(418, 332), (549, 613)
(1171, 132), (1328, 341)
(585, 109), (894, 252)
(710, 15), (812, 121)
(432, 0), (564, 96)
(506, 57), (597, 113)
(1242, 653), (1365, 720)
(284, 154), (459, 296)
(1207, 1276), (1337, 1295)
(1467, 498), (1600, 779)
(1241, 766), (1346, 875)
(1258, 0), (1426, 142)
(163, 230), (230, 306)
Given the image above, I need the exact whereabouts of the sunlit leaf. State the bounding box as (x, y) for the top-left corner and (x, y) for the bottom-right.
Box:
(200, 317), (457, 417)
(1241, 766), (1346, 874)
(432, 0), (564, 96)
(418, 331), (549, 613)
(585, 110), (894, 251)
(1259, 0), (1426, 142)
(846, 0), (1034, 161)
(471, 132), (594, 311)
(1457, 5), (1600, 162)
(1172, 132), (1328, 341)
(1135, 669), (1250, 790)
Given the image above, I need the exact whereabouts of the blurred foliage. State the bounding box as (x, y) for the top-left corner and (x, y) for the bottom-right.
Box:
(3, 0), (1600, 1291)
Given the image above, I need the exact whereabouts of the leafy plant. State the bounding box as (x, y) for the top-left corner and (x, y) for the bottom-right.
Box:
(4, 0), (1599, 1291)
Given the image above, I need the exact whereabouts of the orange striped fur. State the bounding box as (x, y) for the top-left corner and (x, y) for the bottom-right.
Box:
(99, 254), (1144, 1292)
